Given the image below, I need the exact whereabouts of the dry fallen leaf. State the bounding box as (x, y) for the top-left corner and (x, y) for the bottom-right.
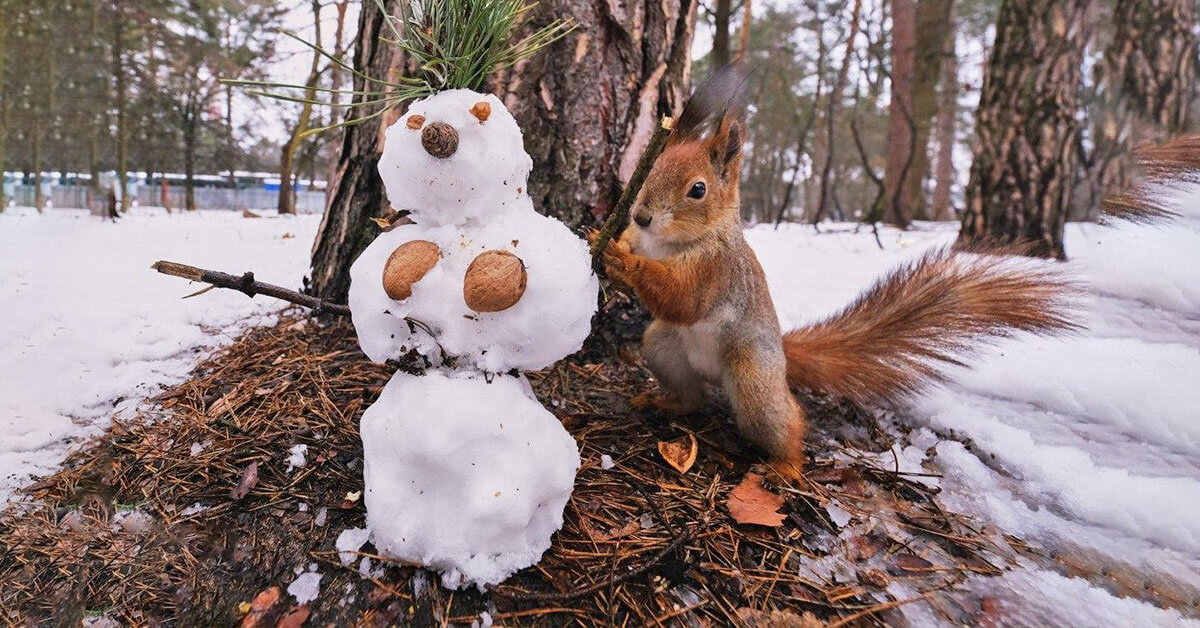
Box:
(238, 586), (281, 628)
(230, 462), (259, 500)
(736, 607), (823, 628)
(657, 432), (698, 474)
(242, 209), (261, 219)
(275, 605), (310, 628)
(727, 472), (786, 527)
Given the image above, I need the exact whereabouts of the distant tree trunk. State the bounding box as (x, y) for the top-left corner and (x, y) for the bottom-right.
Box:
(711, 0), (732, 67)
(903, 0), (954, 221)
(930, 12), (958, 221)
(957, 0), (1089, 259)
(309, 0), (697, 303)
(813, 0), (863, 224)
(112, 0), (129, 212)
(33, 132), (43, 212)
(883, 0), (916, 227)
(736, 0), (751, 61)
(183, 111), (197, 211)
(0, 18), (8, 212)
(279, 0), (322, 215)
(1086, 0), (1195, 213)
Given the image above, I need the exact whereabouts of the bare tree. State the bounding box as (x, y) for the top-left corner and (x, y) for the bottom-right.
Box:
(882, 0), (916, 227)
(929, 8), (957, 220)
(811, 0), (863, 224)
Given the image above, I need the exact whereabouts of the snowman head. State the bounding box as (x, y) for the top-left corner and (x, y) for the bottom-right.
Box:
(378, 89), (533, 227)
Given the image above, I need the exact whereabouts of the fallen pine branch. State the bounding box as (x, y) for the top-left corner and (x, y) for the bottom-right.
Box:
(151, 260), (351, 317)
(590, 116), (673, 271)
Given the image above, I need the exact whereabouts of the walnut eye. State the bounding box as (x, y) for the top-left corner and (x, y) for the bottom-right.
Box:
(687, 181), (706, 199)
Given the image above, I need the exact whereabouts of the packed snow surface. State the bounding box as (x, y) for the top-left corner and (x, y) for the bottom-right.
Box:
(379, 90), (532, 227)
(360, 370), (579, 589)
(0, 208), (318, 502)
(749, 198), (1200, 625)
(348, 212), (598, 372)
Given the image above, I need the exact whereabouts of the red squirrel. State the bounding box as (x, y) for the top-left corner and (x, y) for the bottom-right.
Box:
(594, 68), (1077, 481)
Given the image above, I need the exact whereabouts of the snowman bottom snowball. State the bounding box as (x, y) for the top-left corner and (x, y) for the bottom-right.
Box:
(361, 370), (580, 589)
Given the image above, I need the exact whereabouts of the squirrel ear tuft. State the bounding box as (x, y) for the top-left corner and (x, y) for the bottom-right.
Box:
(708, 114), (744, 178)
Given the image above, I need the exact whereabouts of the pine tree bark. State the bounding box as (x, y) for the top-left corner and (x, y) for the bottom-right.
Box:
(1085, 0), (1195, 214)
(111, 0), (129, 212)
(902, 0), (954, 220)
(930, 10), (957, 221)
(957, 0), (1089, 259)
(309, 0), (697, 303)
(882, 0), (916, 227)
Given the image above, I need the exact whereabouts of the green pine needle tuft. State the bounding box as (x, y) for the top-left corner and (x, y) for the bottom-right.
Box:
(223, 0), (574, 139)
(380, 0), (574, 93)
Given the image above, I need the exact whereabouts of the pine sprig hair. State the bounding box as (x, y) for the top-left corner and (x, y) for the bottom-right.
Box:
(223, 0), (575, 138)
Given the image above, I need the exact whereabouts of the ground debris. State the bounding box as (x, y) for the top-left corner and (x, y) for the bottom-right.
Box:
(0, 312), (1018, 626)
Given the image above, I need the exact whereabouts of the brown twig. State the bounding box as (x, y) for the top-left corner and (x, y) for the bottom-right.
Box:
(590, 116), (674, 271)
(151, 260), (351, 316)
(492, 524), (694, 603)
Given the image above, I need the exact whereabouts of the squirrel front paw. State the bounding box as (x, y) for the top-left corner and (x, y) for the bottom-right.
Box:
(589, 230), (639, 286)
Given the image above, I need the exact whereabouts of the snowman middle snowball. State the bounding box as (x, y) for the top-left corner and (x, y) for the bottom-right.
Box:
(348, 89), (598, 589)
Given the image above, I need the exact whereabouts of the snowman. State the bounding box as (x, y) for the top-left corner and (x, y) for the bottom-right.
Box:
(347, 89), (598, 589)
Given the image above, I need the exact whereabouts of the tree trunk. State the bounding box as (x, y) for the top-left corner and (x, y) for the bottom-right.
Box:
(279, 0), (323, 215)
(902, 0), (954, 221)
(882, 0), (916, 227)
(184, 116), (196, 211)
(309, 0), (697, 303)
(711, 0), (731, 67)
(33, 132), (43, 212)
(1086, 0), (1195, 213)
(930, 10), (957, 221)
(0, 18), (7, 213)
(112, 0), (129, 212)
(957, 0), (1089, 259)
(813, 0), (863, 224)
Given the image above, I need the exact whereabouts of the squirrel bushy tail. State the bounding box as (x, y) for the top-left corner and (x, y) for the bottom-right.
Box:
(783, 247), (1079, 405)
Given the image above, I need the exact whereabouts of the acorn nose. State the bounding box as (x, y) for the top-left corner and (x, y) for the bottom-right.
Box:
(634, 211), (652, 228)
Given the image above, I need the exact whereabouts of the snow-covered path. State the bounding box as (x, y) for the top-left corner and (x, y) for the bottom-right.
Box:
(0, 208), (319, 501)
(750, 210), (1200, 625)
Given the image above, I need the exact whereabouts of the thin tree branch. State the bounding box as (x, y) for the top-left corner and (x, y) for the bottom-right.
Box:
(151, 260), (350, 316)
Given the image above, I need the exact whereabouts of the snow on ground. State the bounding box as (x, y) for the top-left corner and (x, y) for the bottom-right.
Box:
(749, 200), (1200, 625)
(0, 207), (319, 502)
(2, 194), (1198, 622)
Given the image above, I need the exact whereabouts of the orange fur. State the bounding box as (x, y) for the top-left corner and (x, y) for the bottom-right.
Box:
(600, 66), (1078, 478)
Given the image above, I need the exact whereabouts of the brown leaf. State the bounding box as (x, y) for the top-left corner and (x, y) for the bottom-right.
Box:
(239, 586), (281, 628)
(242, 209), (261, 219)
(891, 554), (934, 573)
(657, 433), (698, 474)
(275, 605), (310, 628)
(727, 473), (786, 527)
(230, 462), (259, 500)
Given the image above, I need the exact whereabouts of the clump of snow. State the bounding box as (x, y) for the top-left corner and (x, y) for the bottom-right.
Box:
(825, 500), (852, 528)
(189, 440), (212, 457)
(314, 507), (327, 527)
(0, 208), (318, 503)
(600, 454), (615, 470)
(336, 527), (371, 565)
(287, 571), (322, 604)
(379, 90), (532, 227)
(286, 444), (309, 472)
(180, 502), (207, 517)
(360, 370), (579, 589)
(347, 212), (597, 372)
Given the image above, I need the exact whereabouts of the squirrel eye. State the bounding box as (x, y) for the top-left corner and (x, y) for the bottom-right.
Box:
(687, 181), (706, 199)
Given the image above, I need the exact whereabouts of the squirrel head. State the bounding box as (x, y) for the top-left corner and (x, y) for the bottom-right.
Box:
(631, 65), (748, 250)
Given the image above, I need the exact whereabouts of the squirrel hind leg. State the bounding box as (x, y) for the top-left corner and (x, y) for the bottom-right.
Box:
(638, 321), (706, 415)
(724, 350), (809, 482)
